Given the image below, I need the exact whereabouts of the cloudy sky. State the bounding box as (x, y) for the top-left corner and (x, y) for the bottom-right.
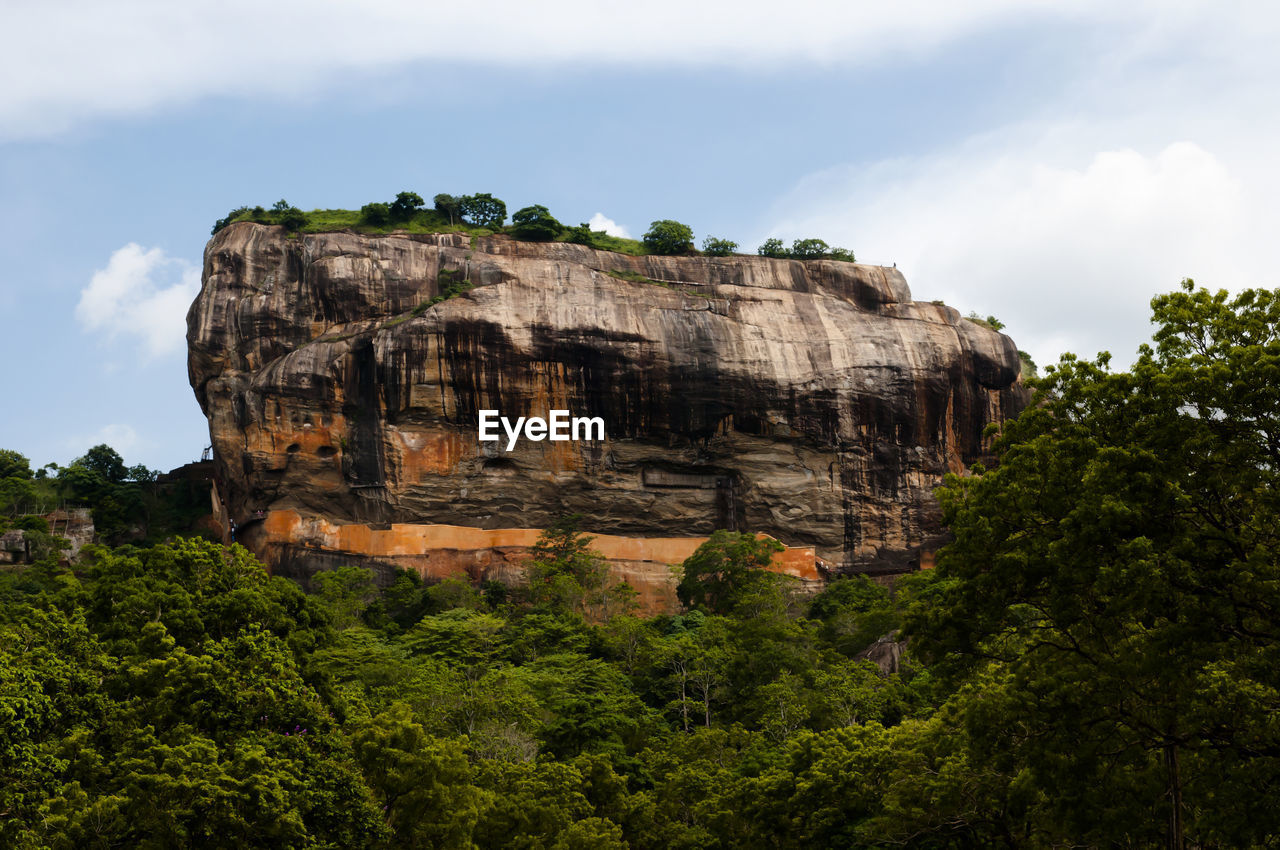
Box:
(1, 1), (1276, 471)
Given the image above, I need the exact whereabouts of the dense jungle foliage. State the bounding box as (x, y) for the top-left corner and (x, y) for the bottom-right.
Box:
(0, 444), (214, 548)
(2, 280), (1278, 848)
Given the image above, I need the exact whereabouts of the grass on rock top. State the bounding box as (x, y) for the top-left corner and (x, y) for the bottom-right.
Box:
(226, 207), (651, 254)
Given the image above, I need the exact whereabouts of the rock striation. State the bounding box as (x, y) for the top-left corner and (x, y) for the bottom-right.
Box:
(188, 222), (1028, 587)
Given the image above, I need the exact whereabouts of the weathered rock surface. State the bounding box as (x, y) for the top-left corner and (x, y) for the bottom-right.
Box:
(188, 222), (1028, 583)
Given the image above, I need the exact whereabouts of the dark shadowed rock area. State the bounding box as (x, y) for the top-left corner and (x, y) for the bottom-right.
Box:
(188, 222), (1029, 582)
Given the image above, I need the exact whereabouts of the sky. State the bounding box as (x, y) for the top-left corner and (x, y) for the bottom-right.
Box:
(1, 1), (1277, 472)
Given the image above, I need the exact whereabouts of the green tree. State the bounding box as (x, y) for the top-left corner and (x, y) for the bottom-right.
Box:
(789, 238), (829, 259)
(525, 516), (631, 620)
(312, 565), (377, 628)
(278, 207), (306, 232)
(807, 576), (899, 657)
(459, 193), (507, 229)
(676, 530), (783, 615)
(563, 222), (603, 248)
(701, 236), (738, 257)
(80, 444), (128, 484)
(433, 193), (462, 225)
(389, 191), (424, 222)
(0, 473), (37, 516)
(757, 237), (788, 258)
(910, 280), (1280, 847)
(642, 220), (694, 255)
(270, 199), (306, 231)
(211, 206), (250, 235)
(510, 204), (564, 241)
(353, 704), (488, 846)
(360, 202), (391, 227)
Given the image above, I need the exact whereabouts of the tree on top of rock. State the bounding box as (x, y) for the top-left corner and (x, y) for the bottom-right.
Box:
(390, 191), (425, 222)
(511, 205), (564, 241)
(642, 220), (694, 255)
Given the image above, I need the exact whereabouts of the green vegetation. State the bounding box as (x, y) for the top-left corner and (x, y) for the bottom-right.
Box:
(9, 282), (1273, 846)
(561, 223), (648, 255)
(964, 311), (1006, 331)
(430, 268), (474, 304)
(757, 237), (856, 263)
(788, 238), (829, 259)
(383, 269), (475, 328)
(675, 530), (783, 615)
(904, 279), (1280, 847)
(389, 191), (424, 222)
(458, 193), (507, 229)
(510, 204), (564, 241)
(1017, 348), (1038, 377)
(1, 444), (213, 546)
(211, 191), (508, 239)
(641, 220), (695, 256)
(700, 236), (738, 257)
(0, 517), (930, 848)
(210, 193), (858, 265)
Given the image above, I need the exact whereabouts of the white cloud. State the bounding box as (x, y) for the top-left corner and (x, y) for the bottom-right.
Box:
(589, 213), (630, 239)
(0, 0), (1193, 139)
(76, 244), (200, 358)
(759, 0), (1280, 373)
(65, 424), (141, 458)
(768, 135), (1275, 371)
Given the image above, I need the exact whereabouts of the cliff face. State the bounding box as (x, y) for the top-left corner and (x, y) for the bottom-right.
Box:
(188, 222), (1028, 584)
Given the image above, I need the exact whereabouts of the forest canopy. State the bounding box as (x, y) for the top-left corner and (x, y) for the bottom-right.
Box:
(2, 280), (1278, 847)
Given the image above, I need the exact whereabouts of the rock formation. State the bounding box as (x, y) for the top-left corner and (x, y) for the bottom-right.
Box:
(188, 222), (1028, 590)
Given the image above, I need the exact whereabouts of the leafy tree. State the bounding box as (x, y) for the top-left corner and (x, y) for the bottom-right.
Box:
(510, 204), (564, 241)
(807, 576), (899, 657)
(676, 530), (783, 615)
(80, 444), (128, 484)
(523, 652), (655, 757)
(757, 237), (789, 258)
(642, 220), (694, 255)
(278, 206), (307, 232)
(311, 565), (377, 628)
(789, 238), (829, 259)
(1017, 348), (1038, 378)
(402, 609), (504, 669)
(472, 759), (604, 848)
(828, 246), (855, 262)
(525, 515), (633, 620)
(426, 575), (484, 612)
(653, 619), (732, 731)
(270, 199), (307, 232)
(0, 450), (37, 517)
(701, 236), (738, 257)
(812, 659), (898, 728)
(389, 190), (425, 222)
(459, 192), (507, 229)
(563, 222), (604, 248)
(433, 193), (462, 225)
(353, 704), (488, 845)
(211, 206), (250, 235)
(360, 202), (391, 227)
(909, 279), (1280, 848)
(432, 193), (463, 225)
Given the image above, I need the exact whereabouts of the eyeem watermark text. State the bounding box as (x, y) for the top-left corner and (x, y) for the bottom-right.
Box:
(478, 410), (605, 451)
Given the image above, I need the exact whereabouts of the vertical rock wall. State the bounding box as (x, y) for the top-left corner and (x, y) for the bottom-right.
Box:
(188, 223), (1029, 583)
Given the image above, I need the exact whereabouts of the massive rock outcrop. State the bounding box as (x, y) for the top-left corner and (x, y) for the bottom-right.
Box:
(188, 222), (1028, 589)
